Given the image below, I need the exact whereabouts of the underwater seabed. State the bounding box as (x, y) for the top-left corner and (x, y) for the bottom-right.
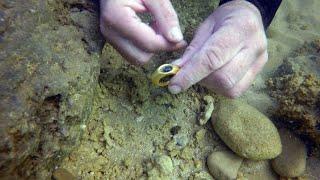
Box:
(0, 0), (319, 179)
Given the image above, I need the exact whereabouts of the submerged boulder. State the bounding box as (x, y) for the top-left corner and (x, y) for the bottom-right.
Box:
(212, 99), (282, 160)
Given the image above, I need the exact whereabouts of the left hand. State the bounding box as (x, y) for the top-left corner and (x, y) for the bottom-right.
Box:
(168, 0), (268, 98)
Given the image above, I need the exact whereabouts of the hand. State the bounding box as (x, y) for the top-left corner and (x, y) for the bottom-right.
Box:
(100, 0), (187, 65)
(168, 0), (268, 98)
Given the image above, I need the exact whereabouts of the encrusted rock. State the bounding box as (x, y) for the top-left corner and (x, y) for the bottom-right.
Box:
(190, 171), (214, 180)
(212, 99), (282, 160)
(154, 155), (174, 175)
(268, 40), (320, 146)
(0, 0), (102, 178)
(271, 129), (307, 177)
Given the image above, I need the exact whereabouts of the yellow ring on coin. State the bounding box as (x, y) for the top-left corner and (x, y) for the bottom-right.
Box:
(151, 64), (180, 87)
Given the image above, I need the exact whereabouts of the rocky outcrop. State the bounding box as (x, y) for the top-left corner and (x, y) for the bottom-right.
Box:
(0, 0), (103, 178)
(268, 40), (320, 146)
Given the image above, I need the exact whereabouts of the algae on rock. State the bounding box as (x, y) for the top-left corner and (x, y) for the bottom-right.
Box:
(213, 99), (282, 160)
(268, 40), (320, 147)
(0, 0), (102, 178)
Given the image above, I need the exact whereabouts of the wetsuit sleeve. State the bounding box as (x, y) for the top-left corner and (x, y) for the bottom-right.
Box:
(219, 0), (282, 29)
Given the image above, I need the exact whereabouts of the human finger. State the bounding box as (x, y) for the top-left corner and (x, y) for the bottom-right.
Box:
(206, 52), (268, 98)
(101, 1), (185, 52)
(172, 14), (216, 67)
(168, 25), (244, 94)
(100, 25), (153, 65)
(201, 48), (265, 90)
(144, 0), (183, 43)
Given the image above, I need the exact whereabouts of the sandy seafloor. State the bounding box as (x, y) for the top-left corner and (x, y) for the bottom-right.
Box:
(58, 0), (320, 179)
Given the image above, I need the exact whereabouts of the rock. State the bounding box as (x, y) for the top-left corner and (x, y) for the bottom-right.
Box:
(239, 160), (278, 180)
(0, 0), (102, 178)
(207, 149), (243, 180)
(305, 156), (320, 179)
(52, 168), (76, 180)
(191, 171), (214, 180)
(154, 155), (174, 175)
(212, 99), (282, 160)
(268, 41), (320, 145)
(271, 129), (307, 177)
(199, 95), (215, 125)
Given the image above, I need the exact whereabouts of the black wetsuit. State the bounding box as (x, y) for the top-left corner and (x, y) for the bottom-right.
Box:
(220, 0), (282, 28)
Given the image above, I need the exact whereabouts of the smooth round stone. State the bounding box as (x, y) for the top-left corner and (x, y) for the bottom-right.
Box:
(240, 160), (279, 180)
(212, 99), (282, 160)
(271, 129), (307, 177)
(207, 150), (243, 180)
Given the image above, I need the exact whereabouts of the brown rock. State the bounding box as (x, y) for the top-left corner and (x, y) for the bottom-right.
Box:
(271, 129), (307, 177)
(52, 168), (76, 180)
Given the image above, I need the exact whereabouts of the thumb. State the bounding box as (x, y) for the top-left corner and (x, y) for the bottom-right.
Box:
(144, 0), (184, 43)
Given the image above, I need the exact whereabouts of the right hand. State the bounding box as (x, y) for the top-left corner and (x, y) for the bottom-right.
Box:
(100, 0), (187, 65)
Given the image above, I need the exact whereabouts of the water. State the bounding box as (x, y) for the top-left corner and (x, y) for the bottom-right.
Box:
(0, 0), (319, 179)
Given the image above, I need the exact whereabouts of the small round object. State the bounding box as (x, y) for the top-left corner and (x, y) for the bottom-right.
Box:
(151, 64), (180, 87)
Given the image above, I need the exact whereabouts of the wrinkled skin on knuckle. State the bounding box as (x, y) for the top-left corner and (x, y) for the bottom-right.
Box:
(241, 15), (260, 33)
(184, 44), (197, 54)
(215, 71), (236, 90)
(179, 72), (195, 90)
(248, 34), (267, 58)
(202, 45), (225, 71)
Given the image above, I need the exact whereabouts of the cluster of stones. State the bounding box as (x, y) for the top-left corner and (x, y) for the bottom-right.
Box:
(206, 99), (307, 179)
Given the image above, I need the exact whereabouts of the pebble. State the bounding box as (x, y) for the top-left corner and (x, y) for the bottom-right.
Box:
(52, 168), (76, 180)
(239, 160), (278, 180)
(191, 171), (214, 180)
(271, 129), (307, 177)
(199, 95), (215, 125)
(207, 149), (243, 180)
(212, 99), (282, 160)
(154, 155), (174, 175)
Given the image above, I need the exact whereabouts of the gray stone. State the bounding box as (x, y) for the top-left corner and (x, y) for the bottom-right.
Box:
(240, 160), (278, 180)
(207, 150), (243, 180)
(271, 129), (307, 177)
(212, 99), (282, 160)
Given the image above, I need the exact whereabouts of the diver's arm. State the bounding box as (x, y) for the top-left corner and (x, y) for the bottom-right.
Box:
(219, 0), (282, 28)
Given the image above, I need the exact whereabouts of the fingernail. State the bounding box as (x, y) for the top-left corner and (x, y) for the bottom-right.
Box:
(169, 27), (183, 42)
(168, 85), (182, 94)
